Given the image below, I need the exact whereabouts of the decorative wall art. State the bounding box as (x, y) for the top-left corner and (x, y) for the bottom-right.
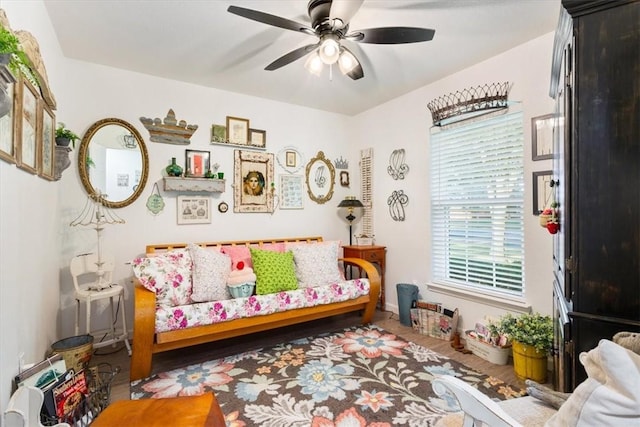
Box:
(387, 148), (409, 180)
(388, 190), (409, 221)
(276, 146), (304, 174)
(533, 170), (553, 215)
(38, 101), (55, 180)
(234, 149), (274, 213)
(334, 156), (348, 169)
(226, 116), (249, 145)
(16, 76), (38, 174)
(305, 151), (335, 205)
(185, 149), (210, 178)
(340, 171), (350, 187)
(532, 114), (554, 161)
(279, 174), (304, 209)
(177, 195), (211, 224)
(0, 80), (15, 163)
(210, 117), (266, 150)
(139, 109), (198, 145)
(249, 128), (266, 148)
(146, 183), (165, 216)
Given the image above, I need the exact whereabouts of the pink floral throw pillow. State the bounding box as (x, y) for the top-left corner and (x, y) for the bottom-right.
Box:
(132, 249), (193, 307)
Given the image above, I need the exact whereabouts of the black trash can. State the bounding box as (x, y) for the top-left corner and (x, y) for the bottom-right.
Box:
(396, 283), (419, 326)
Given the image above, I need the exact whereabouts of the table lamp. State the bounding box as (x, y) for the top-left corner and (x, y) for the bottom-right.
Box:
(337, 196), (364, 245)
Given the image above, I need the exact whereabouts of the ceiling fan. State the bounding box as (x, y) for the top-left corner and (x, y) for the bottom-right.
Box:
(227, 0), (435, 80)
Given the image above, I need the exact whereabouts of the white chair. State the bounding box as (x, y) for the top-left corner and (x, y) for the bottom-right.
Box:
(3, 386), (70, 427)
(70, 253), (131, 355)
(432, 375), (557, 427)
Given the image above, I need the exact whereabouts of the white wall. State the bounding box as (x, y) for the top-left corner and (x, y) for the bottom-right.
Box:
(351, 33), (556, 328)
(0, 0), (557, 412)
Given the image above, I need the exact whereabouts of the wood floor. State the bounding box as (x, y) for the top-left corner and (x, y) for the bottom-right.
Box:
(93, 310), (539, 403)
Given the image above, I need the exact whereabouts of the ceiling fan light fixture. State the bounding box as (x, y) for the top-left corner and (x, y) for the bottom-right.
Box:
(304, 51), (324, 76)
(318, 34), (340, 65)
(338, 49), (358, 74)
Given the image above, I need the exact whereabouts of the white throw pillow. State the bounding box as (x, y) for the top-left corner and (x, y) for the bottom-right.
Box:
(291, 240), (343, 288)
(545, 339), (640, 427)
(188, 243), (232, 302)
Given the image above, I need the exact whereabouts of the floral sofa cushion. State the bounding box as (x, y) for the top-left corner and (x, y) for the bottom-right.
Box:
(154, 278), (370, 333)
(132, 249), (193, 307)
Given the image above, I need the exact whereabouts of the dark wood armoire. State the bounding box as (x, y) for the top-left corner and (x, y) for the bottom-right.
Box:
(551, 0), (640, 392)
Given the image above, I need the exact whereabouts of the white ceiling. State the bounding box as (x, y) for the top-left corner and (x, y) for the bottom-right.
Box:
(44, 0), (561, 116)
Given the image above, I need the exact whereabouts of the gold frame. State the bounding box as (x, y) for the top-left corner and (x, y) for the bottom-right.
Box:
(233, 149), (274, 213)
(38, 100), (56, 180)
(226, 116), (250, 146)
(78, 118), (149, 209)
(305, 151), (335, 204)
(16, 77), (39, 174)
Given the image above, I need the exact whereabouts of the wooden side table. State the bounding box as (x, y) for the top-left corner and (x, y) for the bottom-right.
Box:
(342, 245), (386, 310)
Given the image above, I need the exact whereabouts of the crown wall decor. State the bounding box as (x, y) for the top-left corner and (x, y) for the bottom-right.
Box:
(140, 109), (198, 145)
(334, 156), (349, 169)
(427, 82), (510, 127)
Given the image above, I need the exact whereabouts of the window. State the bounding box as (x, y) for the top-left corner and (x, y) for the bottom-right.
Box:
(430, 112), (524, 296)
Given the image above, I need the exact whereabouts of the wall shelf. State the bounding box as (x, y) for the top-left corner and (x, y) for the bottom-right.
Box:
(163, 176), (225, 193)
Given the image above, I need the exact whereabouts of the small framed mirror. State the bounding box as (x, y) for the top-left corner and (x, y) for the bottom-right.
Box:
(78, 118), (149, 208)
(305, 151), (335, 204)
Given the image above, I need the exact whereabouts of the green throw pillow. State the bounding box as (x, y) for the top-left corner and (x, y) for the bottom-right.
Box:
(250, 248), (298, 295)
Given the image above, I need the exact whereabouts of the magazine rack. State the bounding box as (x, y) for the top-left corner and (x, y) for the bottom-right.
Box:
(41, 364), (119, 427)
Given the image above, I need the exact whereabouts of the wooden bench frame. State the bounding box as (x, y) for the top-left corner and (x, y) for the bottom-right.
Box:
(130, 237), (381, 381)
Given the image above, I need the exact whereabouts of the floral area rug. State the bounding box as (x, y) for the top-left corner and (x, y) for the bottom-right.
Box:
(131, 325), (524, 426)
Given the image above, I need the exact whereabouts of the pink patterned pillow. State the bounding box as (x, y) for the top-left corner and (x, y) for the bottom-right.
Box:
(132, 249), (193, 307)
(188, 244), (232, 302)
(291, 240), (343, 288)
(222, 243), (284, 269)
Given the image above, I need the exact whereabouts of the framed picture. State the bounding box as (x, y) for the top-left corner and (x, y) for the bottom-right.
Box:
(249, 128), (266, 149)
(226, 116), (250, 146)
(177, 195), (212, 224)
(234, 149), (274, 213)
(340, 171), (350, 187)
(533, 170), (553, 215)
(16, 77), (39, 174)
(285, 150), (296, 167)
(532, 114), (554, 161)
(185, 149), (210, 177)
(0, 81), (16, 164)
(38, 101), (56, 180)
(211, 124), (226, 143)
(279, 174), (304, 209)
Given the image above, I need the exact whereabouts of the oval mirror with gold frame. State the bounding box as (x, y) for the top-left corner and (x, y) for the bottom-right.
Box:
(78, 118), (149, 209)
(305, 151), (335, 204)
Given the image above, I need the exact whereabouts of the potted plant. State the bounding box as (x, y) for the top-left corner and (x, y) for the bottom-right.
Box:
(496, 312), (553, 382)
(0, 25), (31, 77)
(55, 122), (80, 148)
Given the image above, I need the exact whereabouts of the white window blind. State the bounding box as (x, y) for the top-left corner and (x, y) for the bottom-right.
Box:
(360, 148), (373, 237)
(430, 112), (525, 295)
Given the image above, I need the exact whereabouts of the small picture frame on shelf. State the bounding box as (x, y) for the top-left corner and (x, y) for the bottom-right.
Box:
(532, 114), (554, 161)
(211, 124), (226, 143)
(185, 149), (210, 177)
(177, 195), (212, 224)
(38, 102), (56, 180)
(226, 116), (250, 146)
(249, 128), (266, 149)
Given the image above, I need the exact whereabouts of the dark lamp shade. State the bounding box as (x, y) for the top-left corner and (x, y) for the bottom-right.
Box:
(338, 198), (364, 208)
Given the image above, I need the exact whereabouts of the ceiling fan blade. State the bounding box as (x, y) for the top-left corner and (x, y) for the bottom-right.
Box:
(348, 27), (435, 44)
(329, 0), (364, 28)
(228, 5), (314, 35)
(265, 43), (320, 71)
(340, 45), (364, 80)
